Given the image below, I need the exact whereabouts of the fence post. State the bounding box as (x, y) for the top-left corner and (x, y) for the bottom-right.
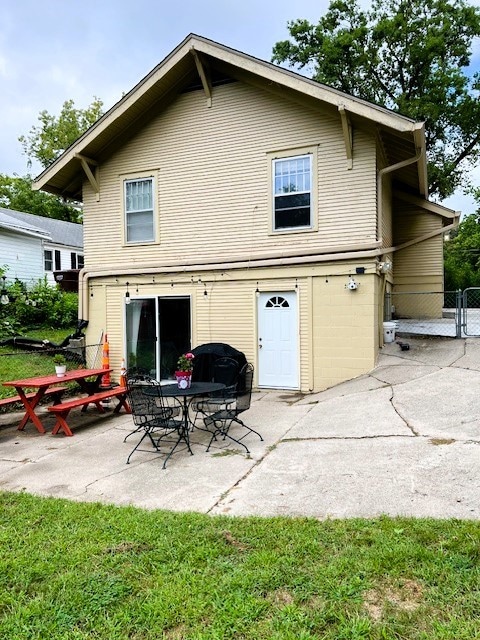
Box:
(456, 289), (463, 338)
(384, 292), (392, 321)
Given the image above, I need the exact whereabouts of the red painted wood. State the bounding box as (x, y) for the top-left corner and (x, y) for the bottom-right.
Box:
(48, 387), (130, 436)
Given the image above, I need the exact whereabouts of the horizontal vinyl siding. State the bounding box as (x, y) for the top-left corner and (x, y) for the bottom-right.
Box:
(195, 282), (256, 365)
(195, 276), (308, 388)
(0, 231), (44, 283)
(394, 204), (444, 280)
(318, 123), (376, 244)
(86, 262), (379, 392)
(83, 82), (377, 268)
(86, 270), (311, 390)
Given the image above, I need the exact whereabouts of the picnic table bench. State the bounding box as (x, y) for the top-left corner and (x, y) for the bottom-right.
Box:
(0, 386), (67, 409)
(48, 386), (130, 436)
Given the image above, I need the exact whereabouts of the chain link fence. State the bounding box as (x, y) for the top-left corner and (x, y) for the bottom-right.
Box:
(386, 289), (480, 338)
(0, 341), (103, 408)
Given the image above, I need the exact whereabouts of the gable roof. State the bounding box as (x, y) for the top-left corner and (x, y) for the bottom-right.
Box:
(0, 208), (50, 240)
(0, 207), (83, 248)
(34, 33), (428, 201)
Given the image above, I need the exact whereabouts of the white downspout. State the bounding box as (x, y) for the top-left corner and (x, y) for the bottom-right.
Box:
(377, 148), (424, 245)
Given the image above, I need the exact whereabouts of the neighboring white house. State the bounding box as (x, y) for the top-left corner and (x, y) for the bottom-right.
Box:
(0, 207), (83, 286)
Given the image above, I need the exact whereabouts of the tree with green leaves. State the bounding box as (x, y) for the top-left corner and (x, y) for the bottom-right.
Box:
(2, 97), (104, 222)
(19, 97), (103, 170)
(444, 212), (480, 289)
(272, 0), (480, 200)
(0, 174), (81, 223)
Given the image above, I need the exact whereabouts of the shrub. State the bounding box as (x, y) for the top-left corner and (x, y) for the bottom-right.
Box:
(0, 276), (78, 333)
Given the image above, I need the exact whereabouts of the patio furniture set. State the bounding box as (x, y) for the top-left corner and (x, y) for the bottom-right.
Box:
(124, 346), (262, 468)
(2, 343), (262, 469)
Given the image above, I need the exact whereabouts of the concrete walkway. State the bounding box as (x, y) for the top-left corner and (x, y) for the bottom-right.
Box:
(0, 336), (478, 519)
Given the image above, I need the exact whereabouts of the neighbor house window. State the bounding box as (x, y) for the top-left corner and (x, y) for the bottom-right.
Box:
(273, 155), (312, 230)
(44, 250), (53, 271)
(124, 177), (154, 243)
(70, 252), (84, 269)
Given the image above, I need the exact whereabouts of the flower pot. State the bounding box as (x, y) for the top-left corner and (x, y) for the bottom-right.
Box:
(175, 371), (192, 389)
(55, 365), (67, 377)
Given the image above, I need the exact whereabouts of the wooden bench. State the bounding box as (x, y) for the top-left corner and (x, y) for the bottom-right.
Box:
(0, 386), (67, 409)
(48, 386), (130, 436)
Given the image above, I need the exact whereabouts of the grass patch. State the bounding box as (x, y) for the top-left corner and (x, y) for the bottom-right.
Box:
(211, 449), (243, 457)
(0, 327), (77, 401)
(0, 491), (478, 639)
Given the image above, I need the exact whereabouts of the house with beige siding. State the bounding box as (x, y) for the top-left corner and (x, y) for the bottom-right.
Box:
(34, 34), (458, 392)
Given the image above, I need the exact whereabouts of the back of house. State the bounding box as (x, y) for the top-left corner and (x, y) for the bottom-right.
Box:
(34, 34), (457, 392)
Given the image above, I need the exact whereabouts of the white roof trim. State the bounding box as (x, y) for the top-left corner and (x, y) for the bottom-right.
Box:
(35, 34), (426, 193)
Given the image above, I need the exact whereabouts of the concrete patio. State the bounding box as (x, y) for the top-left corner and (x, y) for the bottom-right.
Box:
(0, 335), (478, 519)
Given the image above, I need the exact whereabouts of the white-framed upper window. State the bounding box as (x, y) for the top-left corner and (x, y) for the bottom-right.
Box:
(124, 177), (155, 243)
(273, 154), (312, 231)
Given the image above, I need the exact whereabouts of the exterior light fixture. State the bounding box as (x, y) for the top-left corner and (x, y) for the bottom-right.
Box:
(379, 260), (392, 273)
(346, 276), (358, 291)
(125, 281), (131, 305)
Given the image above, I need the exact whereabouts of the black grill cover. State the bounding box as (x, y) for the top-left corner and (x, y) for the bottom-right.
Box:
(191, 343), (247, 382)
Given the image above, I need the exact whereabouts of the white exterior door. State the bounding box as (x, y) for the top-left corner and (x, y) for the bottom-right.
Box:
(257, 291), (299, 389)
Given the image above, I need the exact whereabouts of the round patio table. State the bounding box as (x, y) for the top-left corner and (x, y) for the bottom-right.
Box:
(146, 381), (225, 435)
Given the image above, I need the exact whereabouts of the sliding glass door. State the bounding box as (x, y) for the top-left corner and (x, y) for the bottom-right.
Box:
(125, 296), (191, 380)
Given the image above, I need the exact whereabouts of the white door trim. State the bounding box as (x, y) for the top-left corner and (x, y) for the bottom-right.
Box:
(257, 290), (299, 389)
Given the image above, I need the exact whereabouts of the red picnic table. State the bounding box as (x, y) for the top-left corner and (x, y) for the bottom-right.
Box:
(2, 368), (117, 435)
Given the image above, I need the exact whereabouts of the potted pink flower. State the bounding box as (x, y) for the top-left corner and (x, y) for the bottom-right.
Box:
(175, 352), (194, 389)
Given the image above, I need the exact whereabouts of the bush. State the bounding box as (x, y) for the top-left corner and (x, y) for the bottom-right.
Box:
(0, 276), (78, 333)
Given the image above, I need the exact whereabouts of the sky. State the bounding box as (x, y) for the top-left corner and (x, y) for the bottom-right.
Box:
(1, 0), (480, 215)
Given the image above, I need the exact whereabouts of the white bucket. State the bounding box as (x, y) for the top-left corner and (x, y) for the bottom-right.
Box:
(383, 321), (396, 343)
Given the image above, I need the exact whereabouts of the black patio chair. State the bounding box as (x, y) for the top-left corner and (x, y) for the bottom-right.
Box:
(203, 363), (263, 453)
(123, 369), (159, 442)
(192, 356), (239, 428)
(125, 375), (191, 468)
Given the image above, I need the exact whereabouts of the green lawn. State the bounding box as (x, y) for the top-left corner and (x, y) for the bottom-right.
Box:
(0, 327), (80, 400)
(0, 492), (478, 639)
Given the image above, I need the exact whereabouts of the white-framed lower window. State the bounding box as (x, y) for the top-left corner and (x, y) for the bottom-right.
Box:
(268, 147), (318, 234)
(124, 177), (155, 243)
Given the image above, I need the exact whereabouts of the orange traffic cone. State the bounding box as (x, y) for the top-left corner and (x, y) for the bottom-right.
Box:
(100, 333), (111, 388)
